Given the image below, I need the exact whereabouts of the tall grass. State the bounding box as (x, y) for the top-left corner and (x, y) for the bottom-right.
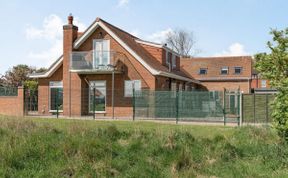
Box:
(0, 116), (287, 177)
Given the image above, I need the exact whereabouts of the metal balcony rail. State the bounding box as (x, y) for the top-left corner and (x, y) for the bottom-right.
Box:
(70, 50), (127, 72)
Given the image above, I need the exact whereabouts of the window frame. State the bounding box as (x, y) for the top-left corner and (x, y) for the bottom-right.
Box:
(49, 81), (63, 113)
(199, 68), (208, 75)
(261, 80), (267, 88)
(124, 80), (141, 97)
(165, 50), (170, 65)
(221, 66), (229, 75)
(234, 66), (243, 75)
(172, 54), (176, 68)
(89, 80), (107, 113)
(92, 39), (110, 68)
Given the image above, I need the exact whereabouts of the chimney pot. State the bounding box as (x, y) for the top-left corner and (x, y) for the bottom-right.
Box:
(68, 14), (73, 25)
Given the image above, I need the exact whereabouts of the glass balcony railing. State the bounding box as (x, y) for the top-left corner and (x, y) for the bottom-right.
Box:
(70, 50), (127, 72)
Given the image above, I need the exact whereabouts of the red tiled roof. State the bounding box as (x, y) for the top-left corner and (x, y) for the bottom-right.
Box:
(97, 18), (195, 80)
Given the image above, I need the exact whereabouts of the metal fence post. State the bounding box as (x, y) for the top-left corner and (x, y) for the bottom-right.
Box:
(223, 88), (226, 126)
(132, 84), (135, 121)
(266, 94), (269, 123)
(176, 90), (179, 124)
(56, 88), (59, 118)
(93, 88), (96, 120)
(239, 92), (243, 126)
(237, 89), (240, 126)
(253, 92), (256, 124)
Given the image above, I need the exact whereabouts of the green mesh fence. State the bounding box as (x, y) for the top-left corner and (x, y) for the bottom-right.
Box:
(242, 94), (274, 123)
(0, 87), (18, 96)
(134, 90), (225, 122)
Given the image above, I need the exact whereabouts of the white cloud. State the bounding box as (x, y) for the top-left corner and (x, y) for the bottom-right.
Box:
(214, 43), (249, 56)
(25, 14), (86, 68)
(146, 28), (173, 44)
(117, 0), (129, 7)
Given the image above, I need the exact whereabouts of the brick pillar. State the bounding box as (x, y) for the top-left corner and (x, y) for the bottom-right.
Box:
(18, 87), (25, 116)
(63, 14), (82, 116)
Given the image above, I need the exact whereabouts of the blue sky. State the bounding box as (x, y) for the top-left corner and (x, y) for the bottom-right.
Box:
(0, 0), (287, 74)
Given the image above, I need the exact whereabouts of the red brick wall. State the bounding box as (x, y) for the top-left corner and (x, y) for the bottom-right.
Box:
(181, 56), (252, 79)
(139, 44), (164, 64)
(77, 27), (156, 89)
(0, 87), (24, 116)
(38, 65), (63, 115)
(200, 80), (250, 93)
(180, 56), (252, 93)
(251, 76), (270, 89)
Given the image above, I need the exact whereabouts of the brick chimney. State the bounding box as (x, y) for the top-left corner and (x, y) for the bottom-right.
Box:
(63, 14), (81, 116)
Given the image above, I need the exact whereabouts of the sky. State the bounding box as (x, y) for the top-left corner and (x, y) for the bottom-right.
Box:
(0, 0), (287, 75)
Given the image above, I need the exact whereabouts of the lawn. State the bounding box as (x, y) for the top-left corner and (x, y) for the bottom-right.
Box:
(0, 115), (287, 177)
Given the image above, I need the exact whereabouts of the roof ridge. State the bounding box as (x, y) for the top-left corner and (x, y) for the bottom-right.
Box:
(98, 18), (139, 40)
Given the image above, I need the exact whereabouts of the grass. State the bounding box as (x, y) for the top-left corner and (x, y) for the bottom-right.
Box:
(0, 115), (287, 177)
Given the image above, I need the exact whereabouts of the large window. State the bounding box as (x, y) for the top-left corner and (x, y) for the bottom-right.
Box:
(49, 81), (63, 112)
(124, 80), (141, 97)
(89, 81), (106, 112)
(93, 39), (110, 68)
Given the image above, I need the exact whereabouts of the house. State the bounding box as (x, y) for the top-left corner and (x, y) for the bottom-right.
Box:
(251, 69), (276, 94)
(180, 56), (253, 93)
(29, 15), (200, 117)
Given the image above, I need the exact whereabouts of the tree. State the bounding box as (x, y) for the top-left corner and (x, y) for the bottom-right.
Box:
(2, 64), (35, 87)
(255, 28), (288, 140)
(165, 29), (198, 57)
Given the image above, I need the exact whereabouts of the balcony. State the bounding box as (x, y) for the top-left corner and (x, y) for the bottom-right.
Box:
(70, 50), (127, 74)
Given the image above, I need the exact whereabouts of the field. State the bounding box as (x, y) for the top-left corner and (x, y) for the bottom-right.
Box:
(0, 115), (287, 177)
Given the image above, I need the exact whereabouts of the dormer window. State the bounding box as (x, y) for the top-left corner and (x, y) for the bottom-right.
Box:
(199, 68), (207, 75)
(172, 54), (176, 68)
(221, 67), (229, 75)
(234, 67), (242, 74)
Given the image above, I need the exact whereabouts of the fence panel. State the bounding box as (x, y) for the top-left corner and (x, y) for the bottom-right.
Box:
(0, 87), (18, 96)
(242, 93), (274, 124)
(134, 90), (225, 122)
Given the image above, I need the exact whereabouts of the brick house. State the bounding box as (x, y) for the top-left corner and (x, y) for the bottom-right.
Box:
(180, 56), (253, 93)
(30, 15), (200, 117)
(251, 69), (276, 94)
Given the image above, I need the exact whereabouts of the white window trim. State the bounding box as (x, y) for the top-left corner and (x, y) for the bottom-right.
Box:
(221, 67), (229, 75)
(166, 50), (170, 65)
(172, 54), (176, 68)
(261, 80), (267, 88)
(89, 80), (107, 113)
(49, 81), (63, 112)
(92, 39), (110, 67)
(124, 80), (141, 97)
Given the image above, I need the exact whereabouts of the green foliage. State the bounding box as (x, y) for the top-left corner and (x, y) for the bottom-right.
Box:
(255, 28), (288, 140)
(0, 116), (287, 177)
(1, 64), (45, 88)
(24, 80), (38, 91)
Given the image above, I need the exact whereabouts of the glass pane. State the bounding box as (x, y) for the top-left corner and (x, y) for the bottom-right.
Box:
(50, 88), (63, 111)
(125, 81), (132, 97)
(94, 40), (109, 66)
(89, 81), (106, 112)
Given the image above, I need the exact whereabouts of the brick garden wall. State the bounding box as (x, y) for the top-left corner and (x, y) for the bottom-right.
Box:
(0, 87), (24, 116)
